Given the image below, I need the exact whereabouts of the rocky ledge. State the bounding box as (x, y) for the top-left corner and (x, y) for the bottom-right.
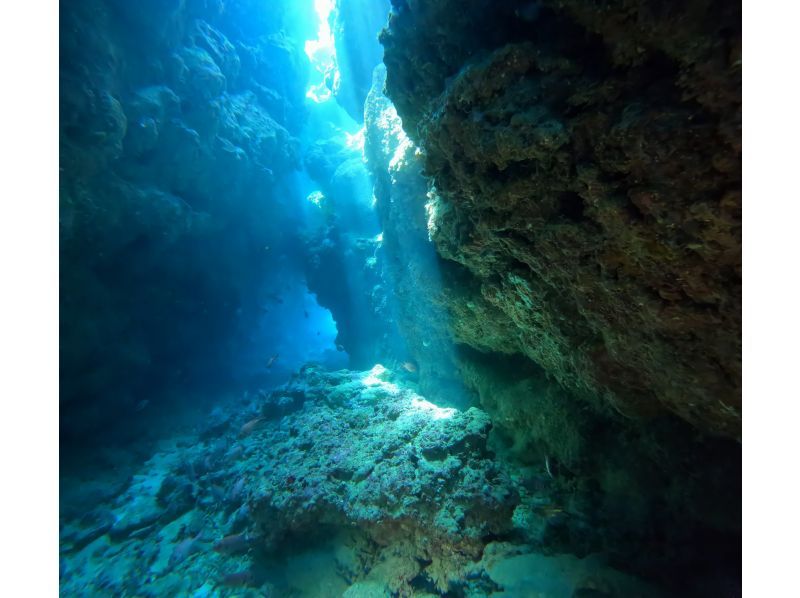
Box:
(380, 0), (741, 439)
(60, 365), (663, 596)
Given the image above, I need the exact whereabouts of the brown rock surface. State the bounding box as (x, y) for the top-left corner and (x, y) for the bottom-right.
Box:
(380, 0), (741, 438)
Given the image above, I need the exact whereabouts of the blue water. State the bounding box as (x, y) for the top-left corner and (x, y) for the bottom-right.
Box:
(59, 1), (740, 596)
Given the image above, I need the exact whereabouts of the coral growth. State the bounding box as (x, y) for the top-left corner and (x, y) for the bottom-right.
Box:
(60, 0), (309, 442)
(60, 365), (667, 596)
(380, 0), (741, 439)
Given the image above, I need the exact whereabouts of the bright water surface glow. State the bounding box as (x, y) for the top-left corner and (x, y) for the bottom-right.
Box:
(304, 0), (339, 103)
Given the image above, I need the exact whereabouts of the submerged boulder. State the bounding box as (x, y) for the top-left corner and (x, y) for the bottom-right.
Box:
(248, 365), (519, 573)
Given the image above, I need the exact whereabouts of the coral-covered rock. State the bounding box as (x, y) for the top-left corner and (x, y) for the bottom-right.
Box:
(248, 366), (519, 576)
(171, 45), (227, 100)
(59, 364), (737, 595)
(299, 130), (400, 366)
(380, 0), (741, 438)
(364, 64), (472, 407)
(189, 20), (241, 84)
(60, 0), (308, 443)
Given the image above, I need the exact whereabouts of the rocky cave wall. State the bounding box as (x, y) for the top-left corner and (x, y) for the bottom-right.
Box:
(299, 146), (396, 368)
(363, 56), (740, 588)
(60, 0), (313, 444)
(380, 0), (741, 441)
(364, 64), (472, 407)
(359, 0), (742, 587)
(58, 0), (743, 590)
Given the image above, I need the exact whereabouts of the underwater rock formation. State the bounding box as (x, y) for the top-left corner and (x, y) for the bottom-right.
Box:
(380, 0), (741, 439)
(365, 54), (740, 539)
(60, 364), (668, 596)
(249, 365), (519, 588)
(301, 219), (394, 367)
(365, 7), (741, 590)
(300, 132), (401, 367)
(60, 0), (310, 442)
(58, 1), (742, 595)
(364, 64), (471, 407)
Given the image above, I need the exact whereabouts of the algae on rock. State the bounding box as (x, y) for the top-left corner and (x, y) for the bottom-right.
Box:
(380, 0), (741, 439)
(60, 0), (309, 443)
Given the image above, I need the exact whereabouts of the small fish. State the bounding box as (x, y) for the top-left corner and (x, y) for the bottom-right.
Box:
(401, 361), (418, 373)
(239, 417), (264, 438)
(266, 354), (279, 369)
(304, 310), (309, 318)
(220, 569), (255, 588)
(213, 532), (251, 555)
(169, 530), (203, 567)
(533, 503), (565, 519)
(134, 399), (150, 412)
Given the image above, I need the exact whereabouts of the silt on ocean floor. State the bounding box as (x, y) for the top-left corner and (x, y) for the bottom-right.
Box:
(60, 0), (742, 596)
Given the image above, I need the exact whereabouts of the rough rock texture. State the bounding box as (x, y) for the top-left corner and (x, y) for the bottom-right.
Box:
(60, 0), (309, 443)
(380, 0), (741, 439)
(248, 365), (519, 592)
(473, 541), (665, 598)
(300, 132), (401, 367)
(60, 364), (665, 596)
(365, 10), (740, 591)
(364, 58), (740, 540)
(364, 64), (471, 407)
(301, 218), (395, 367)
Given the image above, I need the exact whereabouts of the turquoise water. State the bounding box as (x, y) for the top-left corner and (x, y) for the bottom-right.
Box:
(59, 1), (741, 596)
